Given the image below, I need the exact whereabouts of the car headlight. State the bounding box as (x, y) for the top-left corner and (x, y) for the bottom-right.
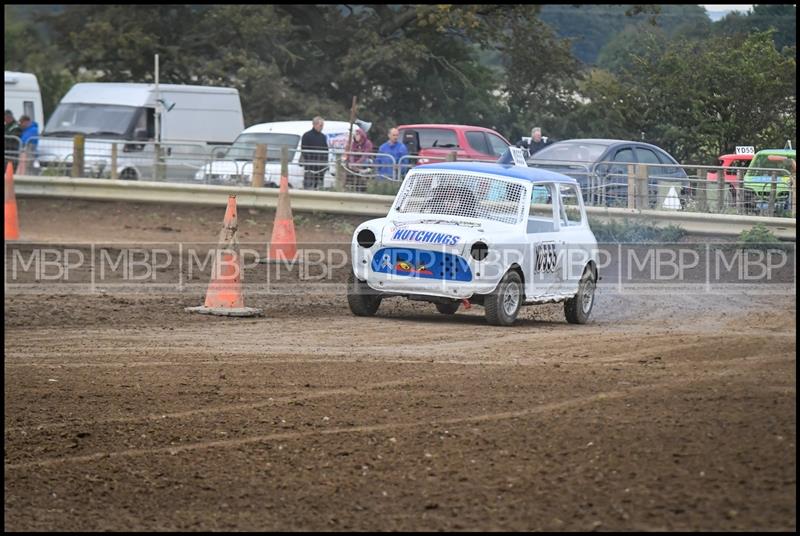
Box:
(357, 229), (376, 248)
(470, 241), (488, 261)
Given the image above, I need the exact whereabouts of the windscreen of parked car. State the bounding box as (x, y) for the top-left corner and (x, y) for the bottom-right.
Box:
(532, 141), (609, 162)
(45, 103), (140, 137)
(745, 153), (795, 178)
(223, 133), (301, 161)
(393, 170), (526, 224)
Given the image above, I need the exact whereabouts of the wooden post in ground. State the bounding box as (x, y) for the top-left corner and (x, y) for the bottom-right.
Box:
(252, 143), (267, 187)
(717, 165), (726, 212)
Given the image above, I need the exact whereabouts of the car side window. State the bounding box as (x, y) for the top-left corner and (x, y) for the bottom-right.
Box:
(636, 147), (665, 178)
(486, 133), (510, 157)
(655, 149), (680, 175)
(613, 147), (635, 163)
(558, 184), (583, 226)
(528, 183), (556, 233)
(465, 131), (490, 155)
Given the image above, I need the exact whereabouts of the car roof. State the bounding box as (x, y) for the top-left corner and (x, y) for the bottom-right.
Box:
(398, 124), (508, 136)
(415, 162), (579, 184)
(753, 149), (796, 157)
(719, 153), (754, 160)
(546, 138), (672, 151)
(242, 120), (353, 135)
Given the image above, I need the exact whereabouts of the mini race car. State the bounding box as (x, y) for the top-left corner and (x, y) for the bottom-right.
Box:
(348, 158), (600, 326)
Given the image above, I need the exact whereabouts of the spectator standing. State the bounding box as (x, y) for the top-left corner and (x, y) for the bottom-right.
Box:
(375, 127), (409, 180)
(19, 115), (39, 156)
(345, 126), (374, 192)
(348, 127), (374, 164)
(4, 110), (22, 169)
(525, 127), (550, 156)
(300, 116), (329, 190)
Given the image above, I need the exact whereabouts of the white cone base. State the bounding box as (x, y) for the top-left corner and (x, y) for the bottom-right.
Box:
(185, 306), (263, 317)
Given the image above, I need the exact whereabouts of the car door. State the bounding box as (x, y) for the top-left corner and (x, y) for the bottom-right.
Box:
(524, 183), (563, 298)
(486, 132), (511, 159)
(601, 145), (636, 205)
(465, 131), (492, 160)
(554, 183), (589, 294)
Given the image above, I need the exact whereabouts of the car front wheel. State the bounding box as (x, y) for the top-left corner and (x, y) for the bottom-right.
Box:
(484, 270), (523, 326)
(347, 272), (381, 317)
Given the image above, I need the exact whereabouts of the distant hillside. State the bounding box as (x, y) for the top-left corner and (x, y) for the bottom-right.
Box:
(538, 4), (711, 65)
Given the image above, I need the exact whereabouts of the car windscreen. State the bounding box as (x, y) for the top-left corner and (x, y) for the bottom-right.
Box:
(393, 170), (526, 224)
(44, 103), (139, 137)
(532, 142), (609, 162)
(746, 153), (795, 177)
(224, 133), (301, 161)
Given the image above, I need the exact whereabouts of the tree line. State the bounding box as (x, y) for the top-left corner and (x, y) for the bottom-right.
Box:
(4, 4), (796, 164)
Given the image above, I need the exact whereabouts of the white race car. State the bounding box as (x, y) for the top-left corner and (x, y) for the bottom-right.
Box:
(348, 160), (600, 326)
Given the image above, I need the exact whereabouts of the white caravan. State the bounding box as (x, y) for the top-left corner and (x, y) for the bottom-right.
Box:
(4, 71), (44, 124)
(37, 82), (244, 180)
(194, 120), (355, 189)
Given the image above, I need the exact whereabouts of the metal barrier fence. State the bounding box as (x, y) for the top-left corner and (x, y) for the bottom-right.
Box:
(4, 134), (795, 218)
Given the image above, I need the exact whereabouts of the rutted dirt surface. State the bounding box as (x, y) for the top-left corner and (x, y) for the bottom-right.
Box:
(4, 198), (797, 531)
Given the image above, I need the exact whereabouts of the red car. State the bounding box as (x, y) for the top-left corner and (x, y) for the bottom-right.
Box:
(398, 124), (511, 165)
(706, 153), (754, 189)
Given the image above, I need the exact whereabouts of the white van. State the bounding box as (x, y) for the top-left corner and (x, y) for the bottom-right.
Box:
(194, 120), (354, 189)
(37, 82), (244, 180)
(4, 71), (44, 124)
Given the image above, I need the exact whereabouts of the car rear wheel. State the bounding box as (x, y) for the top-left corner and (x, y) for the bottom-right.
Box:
(347, 272), (381, 317)
(565, 268), (596, 325)
(484, 271), (522, 326)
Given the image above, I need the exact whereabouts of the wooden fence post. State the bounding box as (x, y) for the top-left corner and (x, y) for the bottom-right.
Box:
(768, 171), (777, 216)
(72, 134), (85, 178)
(110, 143), (118, 180)
(627, 164), (636, 209)
(335, 153), (345, 192)
(716, 165), (726, 213)
(636, 164), (648, 209)
(252, 143), (266, 187)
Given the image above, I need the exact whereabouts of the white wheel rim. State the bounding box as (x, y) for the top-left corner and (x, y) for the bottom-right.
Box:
(503, 281), (520, 316)
(581, 278), (595, 314)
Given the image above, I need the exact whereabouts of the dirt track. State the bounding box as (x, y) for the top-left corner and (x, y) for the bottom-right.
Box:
(4, 198), (797, 531)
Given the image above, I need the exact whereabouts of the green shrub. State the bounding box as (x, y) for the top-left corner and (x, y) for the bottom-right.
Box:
(590, 218), (687, 243)
(366, 180), (402, 196)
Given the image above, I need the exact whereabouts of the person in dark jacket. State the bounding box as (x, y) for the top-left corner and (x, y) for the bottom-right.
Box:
(300, 116), (329, 190)
(517, 127), (551, 157)
(5, 110), (22, 169)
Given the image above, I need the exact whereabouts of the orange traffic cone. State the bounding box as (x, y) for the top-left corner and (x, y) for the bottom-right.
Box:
(5, 162), (20, 241)
(185, 195), (262, 317)
(266, 173), (300, 262)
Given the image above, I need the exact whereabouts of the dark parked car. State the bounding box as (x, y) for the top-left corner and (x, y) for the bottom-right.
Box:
(528, 139), (689, 207)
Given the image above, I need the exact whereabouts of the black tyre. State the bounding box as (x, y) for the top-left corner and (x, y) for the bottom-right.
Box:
(120, 168), (138, 181)
(435, 301), (460, 315)
(347, 272), (381, 317)
(484, 270), (523, 326)
(565, 268), (596, 325)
